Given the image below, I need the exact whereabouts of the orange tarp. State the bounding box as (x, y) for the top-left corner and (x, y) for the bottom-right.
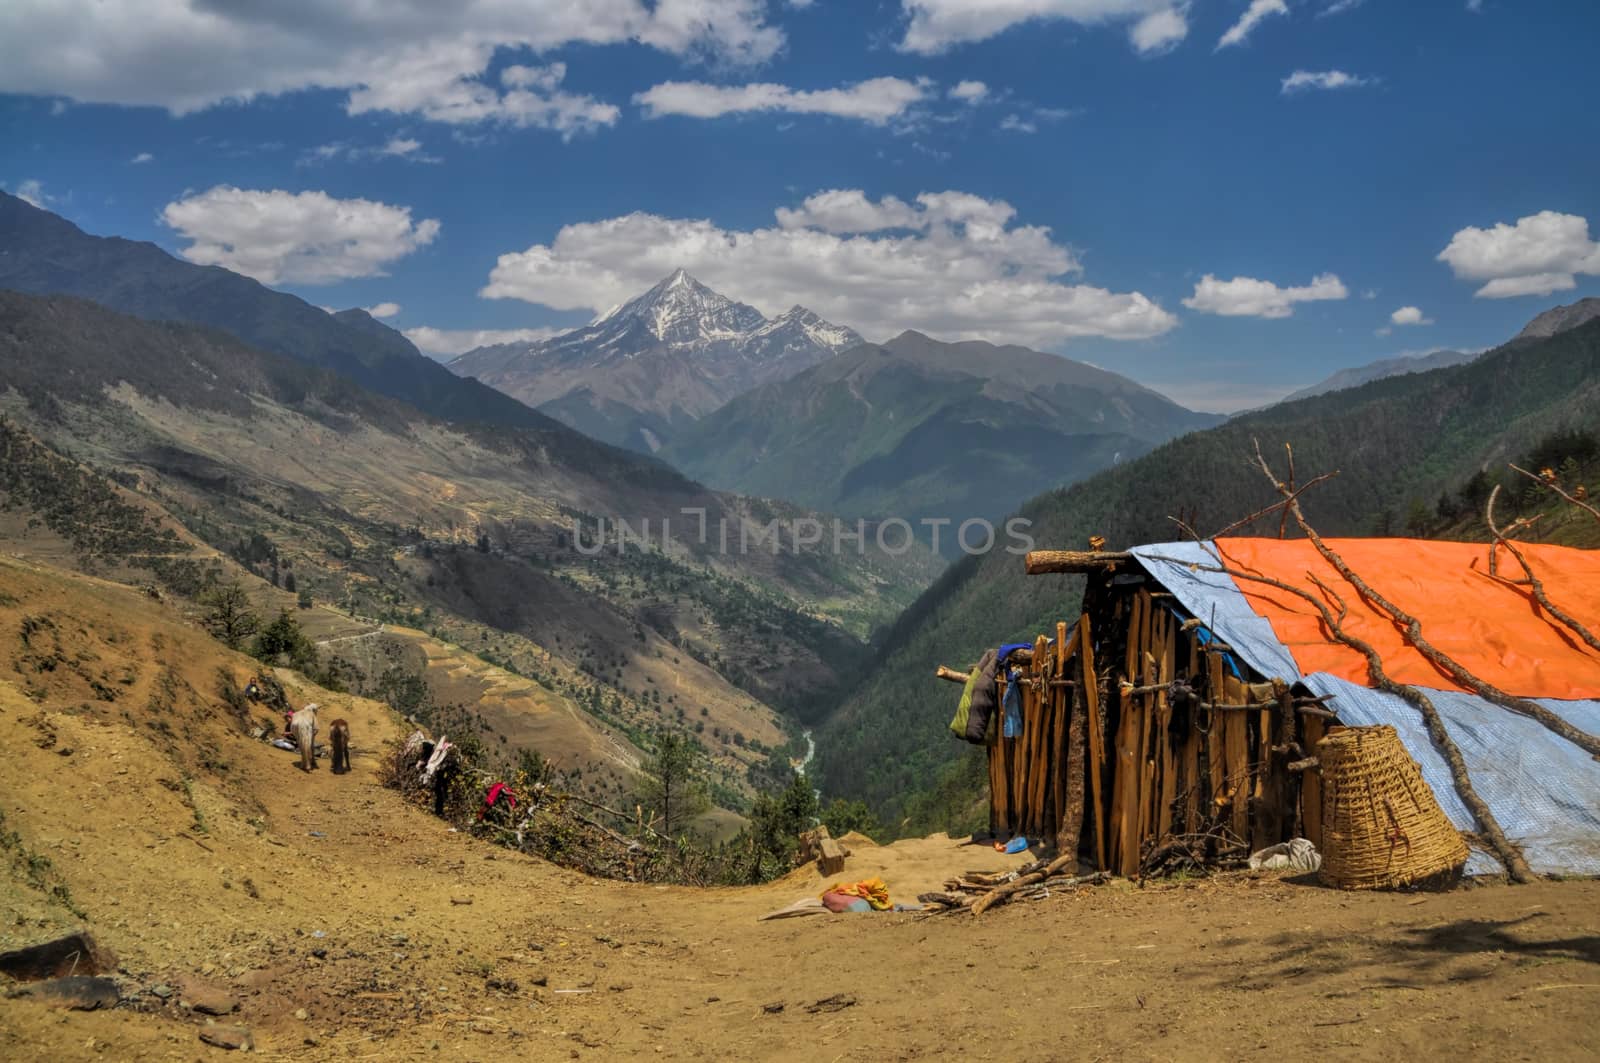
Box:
(1213, 538), (1600, 701)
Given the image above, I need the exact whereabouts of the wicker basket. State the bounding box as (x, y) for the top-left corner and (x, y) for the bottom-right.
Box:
(1317, 725), (1468, 890)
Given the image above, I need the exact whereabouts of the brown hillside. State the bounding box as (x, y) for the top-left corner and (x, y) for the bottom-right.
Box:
(1, 558), (1597, 1060)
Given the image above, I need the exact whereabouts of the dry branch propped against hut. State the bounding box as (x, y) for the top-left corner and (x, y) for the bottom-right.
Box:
(945, 536), (1600, 884)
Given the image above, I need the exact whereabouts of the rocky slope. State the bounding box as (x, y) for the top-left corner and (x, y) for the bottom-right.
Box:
(1516, 295), (1600, 340)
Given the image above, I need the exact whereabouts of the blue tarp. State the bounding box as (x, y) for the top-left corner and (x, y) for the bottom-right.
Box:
(1127, 541), (1600, 877)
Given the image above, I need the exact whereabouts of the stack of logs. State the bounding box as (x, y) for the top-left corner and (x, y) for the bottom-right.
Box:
(918, 854), (1110, 915)
(939, 578), (1338, 879)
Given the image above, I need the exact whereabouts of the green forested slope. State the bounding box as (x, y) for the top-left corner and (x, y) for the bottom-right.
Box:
(817, 318), (1600, 834)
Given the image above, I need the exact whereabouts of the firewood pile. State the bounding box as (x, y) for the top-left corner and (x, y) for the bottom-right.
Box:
(917, 851), (1112, 915)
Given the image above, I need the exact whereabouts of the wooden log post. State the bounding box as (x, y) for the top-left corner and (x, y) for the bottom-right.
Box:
(1056, 661), (1090, 862)
(1079, 614), (1108, 871)
(1024, 550), (1134, 575)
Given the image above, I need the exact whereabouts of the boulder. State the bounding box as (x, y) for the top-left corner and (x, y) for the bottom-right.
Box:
(0, 932), (116, 980)
(198, 1026), (254, 1051)
(7, 975), (120, 1010)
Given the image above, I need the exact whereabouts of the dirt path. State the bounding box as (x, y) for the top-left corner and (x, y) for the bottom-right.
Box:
(0, 559), (1595, 1061)
(2, 707), (1595, 1063)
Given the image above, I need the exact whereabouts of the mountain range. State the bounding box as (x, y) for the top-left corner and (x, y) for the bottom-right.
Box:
(1281, 347), (1480, 403)
(660, 329), (1222, 542)
(0, 194), (943, 815)
(0, 191), (583, 439)
(450, 270), (863, 451)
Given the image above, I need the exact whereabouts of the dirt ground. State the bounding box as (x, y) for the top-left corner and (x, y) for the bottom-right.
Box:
(1, 560), (1597, 1061)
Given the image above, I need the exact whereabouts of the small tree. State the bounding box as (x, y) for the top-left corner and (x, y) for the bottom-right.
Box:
(283, 571), (297, 594)
(821, 798), (879, 840)
(636, 728), (710, 838)
(252, 609), (318, 673)
(296, 588), (313, 610)
(202, 581), (261, 650)
(743, 771), (818, 882)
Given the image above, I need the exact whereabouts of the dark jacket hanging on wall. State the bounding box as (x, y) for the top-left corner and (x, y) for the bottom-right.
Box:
(949, 648), (1001, 745)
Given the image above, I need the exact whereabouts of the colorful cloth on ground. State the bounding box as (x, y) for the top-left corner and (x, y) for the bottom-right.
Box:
(821, 892), (873, 913)
(820, 876), (890, 910)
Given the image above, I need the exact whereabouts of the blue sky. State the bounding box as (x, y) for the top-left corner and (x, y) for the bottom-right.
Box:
(3, 0), (1598, 411)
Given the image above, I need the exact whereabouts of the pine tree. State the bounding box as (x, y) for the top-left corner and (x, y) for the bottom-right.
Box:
(636, 728), (710, 838)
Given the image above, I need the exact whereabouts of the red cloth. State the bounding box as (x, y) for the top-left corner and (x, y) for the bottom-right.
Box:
(479, 782), (516, 820)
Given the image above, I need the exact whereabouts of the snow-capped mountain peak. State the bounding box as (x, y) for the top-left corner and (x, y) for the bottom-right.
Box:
(750, 305), (865, 353)
(447, 271), (864, 452)
(607, 269), (766, 345)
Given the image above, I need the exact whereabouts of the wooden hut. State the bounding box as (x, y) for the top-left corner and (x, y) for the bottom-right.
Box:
(943, 547), (1336, 878)
(940, 537), (1600, 881)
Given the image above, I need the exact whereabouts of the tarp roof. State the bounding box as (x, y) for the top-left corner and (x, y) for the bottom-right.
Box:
(1128, 539), (1600, 878)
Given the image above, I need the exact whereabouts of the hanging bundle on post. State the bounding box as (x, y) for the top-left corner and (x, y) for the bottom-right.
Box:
(1316, 725), (1469, 890)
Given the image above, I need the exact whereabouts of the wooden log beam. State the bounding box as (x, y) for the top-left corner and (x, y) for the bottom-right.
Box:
(935, 665), (969, 684)
(1024, 549), (1134, 575)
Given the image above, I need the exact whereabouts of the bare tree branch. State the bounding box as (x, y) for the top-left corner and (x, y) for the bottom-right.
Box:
(1199, 471), (1340, 543)
(1510, 462), (1600, 525)
(1485, 485), (1600, 654)
(1252, 439), (1600, 760)
(1145, 542), (1535, 884)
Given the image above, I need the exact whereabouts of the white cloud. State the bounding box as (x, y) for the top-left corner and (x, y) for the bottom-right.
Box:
(8, 179), (50, 208)
(1390, 305), (1433, 326)
(1466, 0), (1483, 10)
(1130, 6), (1189, 55)
(161, 187), (441, 286)
(130, 151), (154, 164)
(634, 77), (928, 124)
(774, 190), (924, 233)
(999, 114), (1038, 133)
(1281, 69), (1376, 93)
(0, 1), (778, 122)
(1437, 210), (1600, 298)
(1319, 0), (1365, 15)
(348, 59), (619, 137)
(405, 325), (564, 359)
(898, 1), (1181, 55)
(1183, 272), (1349, 318)
(479, 189), (1178, 348)
(1217, 0), (1288, 49)
(365, 302), (402, 319)
(949, 80), (990, 104)
(301, 138), (442, 165)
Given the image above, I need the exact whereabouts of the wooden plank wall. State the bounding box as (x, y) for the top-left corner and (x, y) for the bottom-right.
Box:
(985, 583), (1320, 876)
(984, 630), (1083, 843)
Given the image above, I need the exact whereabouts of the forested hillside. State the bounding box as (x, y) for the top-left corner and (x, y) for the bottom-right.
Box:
(661, 330), (1219, 542)
(816, 318), (1600, 834)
